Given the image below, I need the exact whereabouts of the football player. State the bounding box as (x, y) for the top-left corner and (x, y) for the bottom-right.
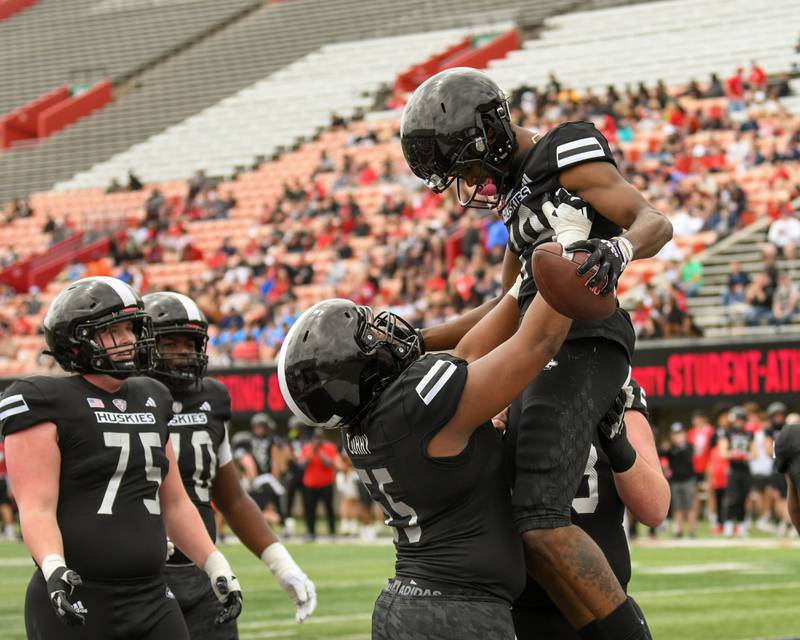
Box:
(402, 67), (672, 638)
(278, 224), (583, 638)
(773, 416), (800, 534)
(719, 406), (757, 537)
(143, 291), (316, 637)
(505, 378), (669, 639)
(1, 277), (242, 640)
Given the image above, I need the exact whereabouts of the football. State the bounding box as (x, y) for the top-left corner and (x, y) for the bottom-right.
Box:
(532, 241), (617, 321)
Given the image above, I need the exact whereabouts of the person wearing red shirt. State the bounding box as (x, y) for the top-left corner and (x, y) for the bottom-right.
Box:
(299, 428), (341, 540)
(748, 62), (767, 92)
(725, 67), (745, 100)
(688, 410), (715, 528)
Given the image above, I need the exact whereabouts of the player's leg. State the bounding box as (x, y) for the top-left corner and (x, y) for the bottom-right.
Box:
(165, 564), (237, 639)
(513, 339), (647, 636)
(122, 577), (191, 640)
(321, 484), (336, 535)
(24, 570), (111, 640)
(303, 486), (319, 539)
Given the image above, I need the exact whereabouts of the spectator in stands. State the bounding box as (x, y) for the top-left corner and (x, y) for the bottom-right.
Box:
(707, 72), (725, 98)
(145, 189), (166, 221)
(106, 177), (124, 193)
(665, 423), (697, 538)
(767, 209), (800, 259)
(680, 256), (703, 296)
(725, 67), (746, 111)
(748, 61), (768, 95)
(745, 272), (775, 325)
(771, 271), (799, 326)
(188, 169), (209, 201)
(127, 169), (143, 191)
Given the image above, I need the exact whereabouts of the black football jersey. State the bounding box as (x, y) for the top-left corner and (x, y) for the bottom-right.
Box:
(728, 427), (754, 469)
(499, 121), (635, 359)
(773, 424), (800, 487)
(343, 353), (526, 603)
(0, 375), (174, 580)
(165, 377), (232, 565)
(513, 379), (649, 612)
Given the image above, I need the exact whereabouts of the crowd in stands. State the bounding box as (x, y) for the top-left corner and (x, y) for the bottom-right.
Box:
(0, 64), (799, 372)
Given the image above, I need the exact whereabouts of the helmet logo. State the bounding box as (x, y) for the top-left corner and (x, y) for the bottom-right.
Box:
(173, 401), (183, 413)
(112, 399), (127, 412)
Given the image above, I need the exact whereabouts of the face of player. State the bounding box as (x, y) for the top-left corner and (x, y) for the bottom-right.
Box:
(158, 333), (195, 366)
(95, 320), (136, 361)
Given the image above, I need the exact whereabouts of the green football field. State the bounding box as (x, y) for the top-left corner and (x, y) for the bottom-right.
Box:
(1, 539), (799, 639)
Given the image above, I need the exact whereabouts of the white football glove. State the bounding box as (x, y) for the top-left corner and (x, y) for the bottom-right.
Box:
(540, 188), (594, 250)
(203, 550), (243, 624)
(262, 542), (318, 623)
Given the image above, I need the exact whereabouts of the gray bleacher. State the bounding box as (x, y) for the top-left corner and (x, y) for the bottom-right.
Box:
(0, 0), (651, 203)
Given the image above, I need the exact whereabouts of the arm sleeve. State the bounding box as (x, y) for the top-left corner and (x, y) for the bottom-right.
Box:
(400, 354), (468, 438)
(549, 121), (616, 173)
(0, 379), (54, 436)
(774, 425), (800, 474)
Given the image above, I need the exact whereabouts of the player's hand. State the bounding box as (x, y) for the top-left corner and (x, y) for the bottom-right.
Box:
(566, 236), (634, 296)
(597, 388), (637, 473)
(46, 566), (87, 626)
(492, 406), (510, 432)
(204, 551), (243, 624)
(262, 542), (317, 622)
(277, 568), (317, 623)
(539, 189), (594, 249)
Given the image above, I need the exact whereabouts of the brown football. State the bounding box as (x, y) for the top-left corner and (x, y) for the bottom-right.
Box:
(532, 242), (617, 321)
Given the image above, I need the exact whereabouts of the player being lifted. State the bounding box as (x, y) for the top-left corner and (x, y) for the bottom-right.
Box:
(1, 277), (242, 640)
(143, 292), (316, 638)
(401, 67), (672, 638)
(278, 195), (614, 639)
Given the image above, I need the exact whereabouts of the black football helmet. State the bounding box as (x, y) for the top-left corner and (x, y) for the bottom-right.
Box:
(401, 67), (517, 208)
(43, 276), (154, 378)
(278, 299), (423, 428)
(142, 291), (209, 387)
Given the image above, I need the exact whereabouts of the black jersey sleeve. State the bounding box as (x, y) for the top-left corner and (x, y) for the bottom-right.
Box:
(548, 121), (616, 174)
(206, 378), (233, 422)
(399, 354), (468, 439)
(625, 378), (649, 420)
(774, 425), (800, 482)
(0, 378), (57, 436)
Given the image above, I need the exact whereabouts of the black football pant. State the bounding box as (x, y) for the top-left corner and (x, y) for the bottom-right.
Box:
(510, 338), (630, 531)
(512, 597), (651, 639)
(25, 569), (188, 640)
(303, 484), (335, 537)
(725, 468), (752, 523)
(165, 563), (238, 640)
(372, 577), (515, 640)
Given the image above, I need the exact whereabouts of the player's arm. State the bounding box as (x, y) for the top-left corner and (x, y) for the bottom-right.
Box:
(611, 410), (670, 527)
(160, 438), (242, 624)
(212, 460), (316, 623)
(561, 161), (672, 295)
(429, 294), (571, 456)
(787, 475), (800, 534)
(421, 247), (521, 351)
(5, 422), (62, 567)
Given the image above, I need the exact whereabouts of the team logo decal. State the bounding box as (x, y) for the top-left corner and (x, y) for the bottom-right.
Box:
(112, 399), (127, 412)
(173, 401), (183, 414)
(87, 398), (105, 408)
(199, 401), (211, 412)
(145, 397), (157, 408)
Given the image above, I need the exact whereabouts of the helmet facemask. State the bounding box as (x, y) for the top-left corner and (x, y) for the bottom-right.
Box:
(69, 309), (155, 378)
(152, 326), (209, 388)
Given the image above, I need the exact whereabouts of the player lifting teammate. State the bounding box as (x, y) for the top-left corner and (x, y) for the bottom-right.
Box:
(0, 277), (242, 640)
(277, 195), (608, 639)
(143, 291), (316, 638)
(401, 67), (672, 638)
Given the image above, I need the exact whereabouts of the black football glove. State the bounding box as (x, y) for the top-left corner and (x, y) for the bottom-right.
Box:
(46, 566), (87, 626)
(597, 387), (637, 473)
(204, 550), (243, 625)
(566, 236), (634, 296)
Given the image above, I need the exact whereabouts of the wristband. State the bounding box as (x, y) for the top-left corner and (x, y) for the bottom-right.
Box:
(507, 274), (523, 300)
(261, 542), (298, 577)
(203, 549), (232, 578)
(41, 554), (66, 581)
(613, 236), (634, 264)
(605, 437), (637, 473)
